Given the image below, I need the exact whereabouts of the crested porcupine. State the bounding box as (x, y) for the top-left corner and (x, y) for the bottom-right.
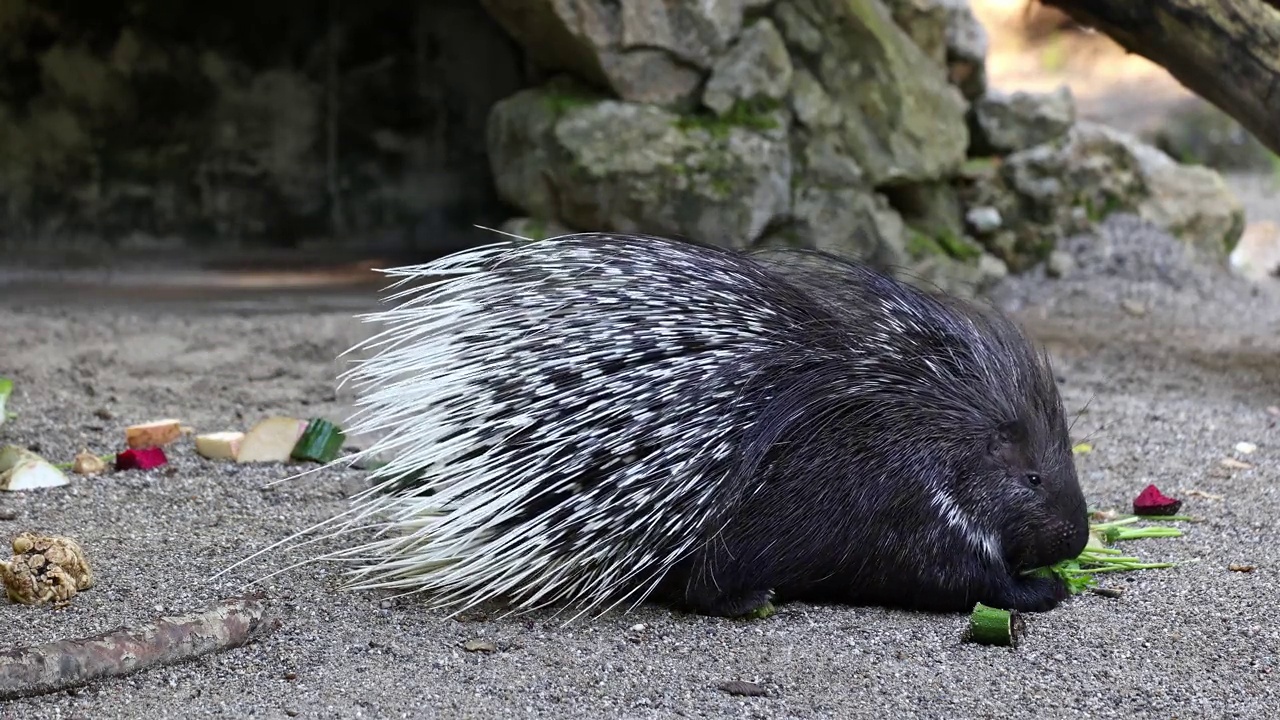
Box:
(273, 230), (1091, 620)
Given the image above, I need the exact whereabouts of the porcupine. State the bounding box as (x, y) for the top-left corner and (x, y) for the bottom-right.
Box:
(297, 230), (1091, 620)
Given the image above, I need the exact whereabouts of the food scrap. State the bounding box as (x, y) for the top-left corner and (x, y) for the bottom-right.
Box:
(115, 446), (168, 471)
(0, 446), (70, 492)
(195, 432), (245, 461)
(72, 451), (108, 476)
(0, 377), (12, 427)
(290, 418), (346, 464)
(1039, 513), (1189, 596)
(1228, 563), (1256, 573)
(124, 419), (185, 449)
(232, 416), (347, 464)
(0, 532), (94, 606)
(966, 603), (1025, 647)
(236, 416), (310, 464)
(1132, 484), (1182, 516)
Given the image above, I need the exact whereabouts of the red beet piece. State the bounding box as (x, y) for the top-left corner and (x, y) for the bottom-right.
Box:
(1132, 483), (1182, 516)
(115, 446), (168, 471)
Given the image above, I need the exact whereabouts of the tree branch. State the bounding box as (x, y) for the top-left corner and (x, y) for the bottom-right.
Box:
(0, 593), (280, 700)
(1040, 0), (1280, 156)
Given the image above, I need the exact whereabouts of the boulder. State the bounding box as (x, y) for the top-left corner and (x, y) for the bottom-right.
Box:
(764, 184), (910, 269)
(1147, 99), (1275, 172)
(880, 0), (989, 100)
(969, 85), (1075, 156)
(479, 0), (750, 107)
(958, 122), (1246, 270)
(487, 80), (792, 247)
(702, 18), (794, 116)
(773, 0), (969, 185)
(938, 0), (989, 101)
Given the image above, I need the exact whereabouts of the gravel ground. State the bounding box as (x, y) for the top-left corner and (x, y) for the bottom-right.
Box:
(0, 214), (1278, 720)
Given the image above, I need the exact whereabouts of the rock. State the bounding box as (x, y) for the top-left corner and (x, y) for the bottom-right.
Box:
(963, 122), (1245, 270)
(487, 81), (791, 248)
(768, 184), (909, 267)
(774, 0), (969, 185)
(793, 129), (865, 186)
(702, 18), (793, 116)
(881, 0), (989, 100)
(881, 0), (949, 67)
(479, 0), (749, 107)
(938, 0), (989, 100)
(965, 205), (1002, 235)
(1045, 249), (1075, 278)
(970, 85), (1075, 155)
(1132, 139), (1247, 255)
(1147, 99), (1275, 172)
(788, 69), (843, 129)
(909, 249), (1009, 299)
(885, 181), (966, 245)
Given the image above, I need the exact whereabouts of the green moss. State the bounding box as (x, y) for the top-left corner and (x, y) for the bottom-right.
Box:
(935, 229), (982, 261)
(961, 157), (997, 174)
(674, 98), (781, 139)
(542, 92), (597, 118)
(906, 230), (944, 260)
(907, 227), (982, 263)
(1081, 192), (1125, 223)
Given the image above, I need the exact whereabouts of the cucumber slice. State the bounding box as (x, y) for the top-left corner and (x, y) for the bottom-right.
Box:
(291, 418), (347, 463)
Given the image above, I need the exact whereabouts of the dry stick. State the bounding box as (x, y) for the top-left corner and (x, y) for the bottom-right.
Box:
(0, 592), (280, 700)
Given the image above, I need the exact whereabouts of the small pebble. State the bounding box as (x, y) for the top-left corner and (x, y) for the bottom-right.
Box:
(1235, 441), (1257, 454)
(1121, 299), (1148, 316)
(965, 206), (1003, 235)
(1046, 250), (1076, 278)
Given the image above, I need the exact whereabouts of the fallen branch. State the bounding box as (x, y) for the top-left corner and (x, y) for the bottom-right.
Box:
(0, 592), (280, 700)
(1040, 0), (1280, 156)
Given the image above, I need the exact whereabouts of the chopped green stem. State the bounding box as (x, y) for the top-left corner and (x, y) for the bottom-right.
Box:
(52, 452), (115, 471)
(1038, 512), (1189, 594)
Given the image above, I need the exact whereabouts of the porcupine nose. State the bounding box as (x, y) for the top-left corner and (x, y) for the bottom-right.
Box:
(1064, 512), (1090, 558)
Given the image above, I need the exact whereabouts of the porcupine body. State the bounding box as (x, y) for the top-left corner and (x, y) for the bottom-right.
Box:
(322, 231), (1091, 619)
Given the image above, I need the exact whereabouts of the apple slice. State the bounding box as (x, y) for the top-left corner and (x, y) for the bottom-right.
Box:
(195, 431), (245, 461)
(237, 417), (308, 464)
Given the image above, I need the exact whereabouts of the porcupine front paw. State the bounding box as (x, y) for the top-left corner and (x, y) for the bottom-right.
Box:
(985, 573), (1070, 613)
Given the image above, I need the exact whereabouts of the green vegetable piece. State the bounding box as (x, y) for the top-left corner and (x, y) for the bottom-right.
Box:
(0, 377), (11, 427)
(966, 603), (1024, 647)
(291, 418), (347, 463)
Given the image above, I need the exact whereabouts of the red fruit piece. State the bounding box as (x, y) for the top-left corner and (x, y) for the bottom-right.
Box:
(115, 446), (168, 471)
(1132, 483), (1182, 516)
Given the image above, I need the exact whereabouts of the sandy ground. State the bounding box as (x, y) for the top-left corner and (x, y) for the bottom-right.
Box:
(0, 213), (1278, 720)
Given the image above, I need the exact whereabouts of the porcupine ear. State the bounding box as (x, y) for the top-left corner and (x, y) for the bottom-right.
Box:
(988, 419), (1028, 460)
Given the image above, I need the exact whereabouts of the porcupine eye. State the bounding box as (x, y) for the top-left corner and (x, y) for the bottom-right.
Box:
(1025, 472), (1042, 487)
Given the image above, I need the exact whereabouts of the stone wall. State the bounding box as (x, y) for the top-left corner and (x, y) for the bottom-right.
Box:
(0, 0), (1246, 285)
(0, 0), (527, 257)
